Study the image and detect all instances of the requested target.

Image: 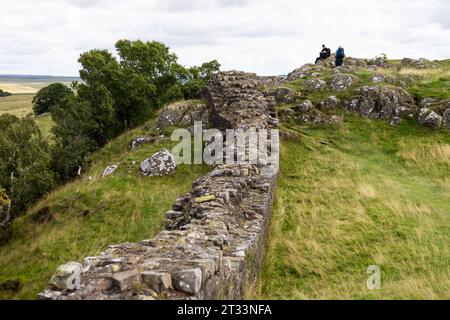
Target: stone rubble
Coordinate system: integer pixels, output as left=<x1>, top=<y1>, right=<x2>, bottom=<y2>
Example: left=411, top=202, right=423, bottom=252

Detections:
left=346, top=86, right=416, bottom=121
left=157, top=100, right=210, bottom=131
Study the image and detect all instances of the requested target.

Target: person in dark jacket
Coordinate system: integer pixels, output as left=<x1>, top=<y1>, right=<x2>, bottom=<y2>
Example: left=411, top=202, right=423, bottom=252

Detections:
left=335, top=46, right=345, bottom=66
left=315, top=45, right=331, bottom=64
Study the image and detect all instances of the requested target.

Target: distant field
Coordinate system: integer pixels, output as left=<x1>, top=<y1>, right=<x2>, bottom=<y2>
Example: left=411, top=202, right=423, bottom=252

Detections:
left=0, top=75, right=78, bottom=94
left=0, top=75, right=78, bottom=139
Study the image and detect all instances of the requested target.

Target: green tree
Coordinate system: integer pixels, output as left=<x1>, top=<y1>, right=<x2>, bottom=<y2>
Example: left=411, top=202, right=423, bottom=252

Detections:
left=0, top=114, right=55, bottom=217
left=32, top=83, right=73, bottom=115
left=0, top=89, right=12, bottom=98
left=51, top=39, right=220, bottom=182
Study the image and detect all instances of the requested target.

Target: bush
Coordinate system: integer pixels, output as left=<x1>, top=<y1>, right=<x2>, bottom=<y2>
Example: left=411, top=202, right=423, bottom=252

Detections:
left=0, top=89, right=12, bottom=98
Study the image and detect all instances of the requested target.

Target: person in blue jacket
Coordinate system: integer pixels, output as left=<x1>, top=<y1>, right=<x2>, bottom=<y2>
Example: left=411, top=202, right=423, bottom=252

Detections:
left=335, top=46, right=345, bottom=67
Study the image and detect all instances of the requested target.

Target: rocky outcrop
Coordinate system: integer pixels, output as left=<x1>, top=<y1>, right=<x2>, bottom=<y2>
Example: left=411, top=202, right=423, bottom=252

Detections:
left=274, top=86, right=298, bottom=104
left=401, top=58, right=438, bottom=69
left=346, top=86, right=416, bottom=121
left=317, top=54, right=368, bottom=69
left=287, top=64, right=326, bottom=81
left=0, top=187, right=11, bottom=245
left=305, top=79, right=327, bottom=91
left=40, top=71, right=279, bottom=300
left=331, top=73, right=354, bottom=91
left=157, top=100, right=209, bottom=131
left=278, top=100, right=343, bottom=126
left=140, top=149, right=177, bottom=177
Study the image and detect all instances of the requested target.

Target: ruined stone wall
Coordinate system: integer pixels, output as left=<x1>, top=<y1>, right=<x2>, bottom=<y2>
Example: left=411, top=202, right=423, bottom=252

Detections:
left=39, top=71, right=279, bottom=300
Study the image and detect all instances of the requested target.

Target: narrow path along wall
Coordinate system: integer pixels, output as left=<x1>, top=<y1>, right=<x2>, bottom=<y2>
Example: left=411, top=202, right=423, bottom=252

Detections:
left=39, top=71, right=279, bottom=300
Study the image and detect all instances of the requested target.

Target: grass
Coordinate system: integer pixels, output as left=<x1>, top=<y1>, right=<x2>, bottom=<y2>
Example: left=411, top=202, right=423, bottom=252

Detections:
left=252, top=115, right=450, bottom=299
left=0, top=94, right=35, bottom=118
left=0, top=123, right=210, bottom=299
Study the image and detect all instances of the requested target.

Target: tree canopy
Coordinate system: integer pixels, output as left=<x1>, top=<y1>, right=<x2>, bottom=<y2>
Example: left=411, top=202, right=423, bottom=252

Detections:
left=0, top=114, right=55, bottom=216
left=32, top=83, right=73, bottom=115
left=50, top=39, right=220, bottom=181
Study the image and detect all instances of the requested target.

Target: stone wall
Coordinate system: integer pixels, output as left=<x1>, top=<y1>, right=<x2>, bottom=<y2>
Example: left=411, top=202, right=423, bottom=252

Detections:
left=39, top=71, right=279, bottom=300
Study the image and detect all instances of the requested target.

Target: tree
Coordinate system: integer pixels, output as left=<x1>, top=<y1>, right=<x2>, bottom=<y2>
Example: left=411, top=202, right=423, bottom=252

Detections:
left=0, top=89, right=12, bottom=98
left=180, top=60, right=221, bottom=99
left=32, top=83, right=73, bottom=115
left=51, top=39, right=220, bottom=182
left=0, top=114, right=55, bottom=217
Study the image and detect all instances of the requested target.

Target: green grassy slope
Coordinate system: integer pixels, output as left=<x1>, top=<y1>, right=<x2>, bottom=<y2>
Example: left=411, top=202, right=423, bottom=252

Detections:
left=254, top=115, right=449, bottom=300
left=0, top=123, right=210, bottom=299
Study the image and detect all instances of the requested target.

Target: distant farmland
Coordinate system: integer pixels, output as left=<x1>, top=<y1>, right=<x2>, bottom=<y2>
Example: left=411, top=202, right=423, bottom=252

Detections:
left=0, top=74, right=80, bottom=94
left=0, top=75, right=80, bottom=139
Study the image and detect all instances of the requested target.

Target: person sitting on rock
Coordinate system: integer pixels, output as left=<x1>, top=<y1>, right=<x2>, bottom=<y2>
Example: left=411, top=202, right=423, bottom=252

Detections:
left=315, top=45, right=331, bottom=64
left=335, top=46, right=346, bottom=67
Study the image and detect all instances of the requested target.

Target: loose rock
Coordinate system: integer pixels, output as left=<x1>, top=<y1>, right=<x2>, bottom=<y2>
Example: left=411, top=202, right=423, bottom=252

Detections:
left=140, top=149, right=176, bottom=177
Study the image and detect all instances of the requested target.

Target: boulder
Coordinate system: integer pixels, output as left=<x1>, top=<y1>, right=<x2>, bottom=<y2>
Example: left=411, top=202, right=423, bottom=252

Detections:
left=157, top=100, right=209, bottom=131
left=319, top=96, right=340, bottom=110
left=0, top=188, right=11, bottom=245
left=129, top=136, right=154, bottom=149
left=418, top=108, right=442, bottom=130
left=305, top=79, right=327, bottom=91
left=140, top=149, right=176, bottom=177
left=443, top=108, right=450, bottom=132
left=346, top=86, right=416, bottom=120
left=331, top=74, right=354, bottom=91
left=295, top=100, right=314, bottom=113
left=49, top=262, right=82, bottom=291
left=101, top=165, right=118, bottom=178
left=274, top=86, right=298, bottom=104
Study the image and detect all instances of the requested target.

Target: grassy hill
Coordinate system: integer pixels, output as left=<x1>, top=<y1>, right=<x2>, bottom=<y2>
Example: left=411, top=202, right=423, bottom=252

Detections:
left=0, top=121, right=209, bottom=299
left=252, top=115, right=449, bottom=299
left=248, top=58, right=450, bottom=299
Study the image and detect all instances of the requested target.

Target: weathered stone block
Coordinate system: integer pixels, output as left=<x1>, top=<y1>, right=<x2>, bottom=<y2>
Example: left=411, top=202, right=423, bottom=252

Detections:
left=112, top=270, right=141, bottom=291
left=141, top=271, right=172, bottom=292
left=173, top=268, right=202, bottom=294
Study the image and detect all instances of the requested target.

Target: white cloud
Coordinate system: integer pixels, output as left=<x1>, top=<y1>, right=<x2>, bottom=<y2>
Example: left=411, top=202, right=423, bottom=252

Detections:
left=0, top=0, right=449, bottom=76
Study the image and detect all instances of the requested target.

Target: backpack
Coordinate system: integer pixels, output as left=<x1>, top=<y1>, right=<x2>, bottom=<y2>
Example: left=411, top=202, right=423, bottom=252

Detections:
left=336, top=48, right=345, bottom=59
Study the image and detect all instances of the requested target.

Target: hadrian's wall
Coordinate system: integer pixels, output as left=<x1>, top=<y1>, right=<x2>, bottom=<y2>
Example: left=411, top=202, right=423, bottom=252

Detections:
left=39, top=71, right=279, bottom=300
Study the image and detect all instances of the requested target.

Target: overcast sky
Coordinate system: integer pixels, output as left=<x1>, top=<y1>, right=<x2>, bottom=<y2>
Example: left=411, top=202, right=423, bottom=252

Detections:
left=0, top=0, right=449, bottom=76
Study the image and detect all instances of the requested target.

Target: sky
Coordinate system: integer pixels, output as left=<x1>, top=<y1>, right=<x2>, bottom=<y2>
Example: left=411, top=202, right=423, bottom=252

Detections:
left=0, top=0, right=449, bottom=76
